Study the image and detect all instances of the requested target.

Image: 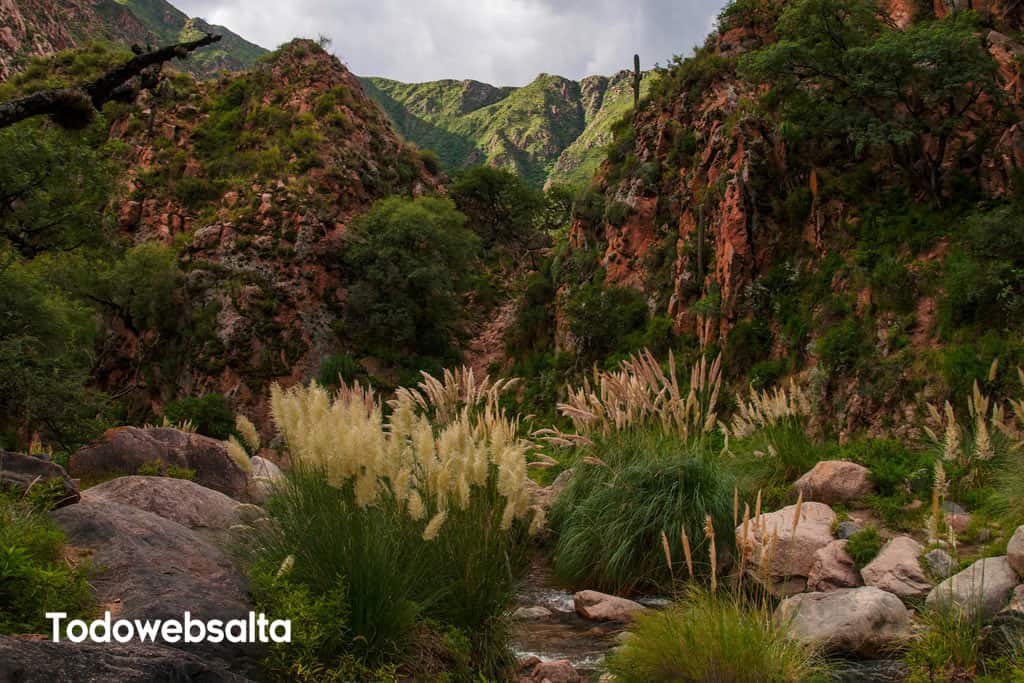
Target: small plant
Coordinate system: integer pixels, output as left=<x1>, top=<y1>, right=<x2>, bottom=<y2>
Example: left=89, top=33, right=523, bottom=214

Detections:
left=603, top=587, right=828, bottom=682
left=163, top=393, right=235, bottom=439
left=845, top=526, right=883, bottom=568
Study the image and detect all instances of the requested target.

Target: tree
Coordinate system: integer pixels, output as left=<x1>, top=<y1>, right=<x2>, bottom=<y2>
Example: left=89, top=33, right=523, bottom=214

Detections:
left=741, top=1, right=998, bottom=202
left=449, top=166, right=543, bottom=249
left=342, top=197, right=479, bottom=360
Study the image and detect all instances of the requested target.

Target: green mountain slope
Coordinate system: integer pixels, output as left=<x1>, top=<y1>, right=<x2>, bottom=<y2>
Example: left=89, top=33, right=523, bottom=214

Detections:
left=361, top=70, right=652, bottom=188
left=114, top=0, right=267, bottom=75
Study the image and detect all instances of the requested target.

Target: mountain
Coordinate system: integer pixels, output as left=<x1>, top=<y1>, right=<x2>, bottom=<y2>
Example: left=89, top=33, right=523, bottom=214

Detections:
left=0, top=0, right=266, bottom=80
left=361, top=70, right=652, bottom=188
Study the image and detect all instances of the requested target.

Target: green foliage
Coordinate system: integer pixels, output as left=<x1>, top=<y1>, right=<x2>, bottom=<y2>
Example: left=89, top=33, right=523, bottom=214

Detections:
left=341, top=197, right=479, bottom=366
left=136, top=460, right=196, bottom=480
left=604, top=588, right=828, bottom=682
left=449, top=166, right=543, bottom=249
left=725, top=320, right=772, bottom=376
left=844, top=526, right=882, bottom=568
left=163, top=394, right=234, bottom=439
left=0, top=492, right=93, bottom=634
left=842, top=439, right=931, bottom=500
left=651, top=48, right=731, bottom=106
left=730, top=422, right=821, bottom=507
left=317, top=354, right=361, bottom=389
left=564, top=283, right=650, bottom=363
left=815, top=318, right=868, bottom=372
left=550, top=430, right=734, bottom=593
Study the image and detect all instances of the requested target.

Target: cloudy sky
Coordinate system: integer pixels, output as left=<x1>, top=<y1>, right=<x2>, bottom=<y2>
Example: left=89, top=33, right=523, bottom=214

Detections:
left=173, top=0, right=729, bottom=85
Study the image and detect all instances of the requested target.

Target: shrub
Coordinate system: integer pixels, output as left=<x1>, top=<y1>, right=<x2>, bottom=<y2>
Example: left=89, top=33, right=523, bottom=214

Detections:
left=0, top=492, right=93, bottom=634
left=255, top=370, right=538, bottom=673
left=815, top=318, right=867, bottom=371
left=603, top=588, right=827, bottom=682
left=564, top=283, right=649, bottom=362
left=163, top=393, right=235, bottom=439
left=844, top=526, right=882, bottom=568
left=316, top=353, right=360, bottom=388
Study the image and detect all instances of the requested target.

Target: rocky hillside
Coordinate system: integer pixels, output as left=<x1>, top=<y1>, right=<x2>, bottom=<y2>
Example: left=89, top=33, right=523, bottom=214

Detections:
left=0, top=0, right=265, bottom=80
left=362, top=70, right=652, bottom=188
left=543, top=0, right=1024, bottom=435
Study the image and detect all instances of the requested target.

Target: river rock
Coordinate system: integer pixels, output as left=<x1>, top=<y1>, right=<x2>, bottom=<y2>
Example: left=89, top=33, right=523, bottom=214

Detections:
left=835, top=520, right=862, bottom=540
left=0, top=636, right=251, bottom=682
left=522, top=658, right=581, bottom=683
left=83, top=476, right=240, bottom=529
left=573, top=590, right=646, bottom=623
left=861, top=536, right=931, bottom=598
left=69, top=427, right=250, bottom=500
left=775, top=587, right=912, bottom=657
left=981, top=585, right=1024, bottom=654
left=0, top=450, right=79, bottom=508
left=513, top=605, right=553, bottom=620
left=248, top=455, right=285, bottom=504
left=737, top=501, right=836, bottom=596
left=51, top=500, right=259, bottom=673
left=1008, top=525, right=1024, bottom=576
left=807, top=540, right=861, bottom=592
left=926, top=556, right=1018, bottom=622
left=793, top=461, right=873, bottom=504
left=924, top=549, right=957, bottom=580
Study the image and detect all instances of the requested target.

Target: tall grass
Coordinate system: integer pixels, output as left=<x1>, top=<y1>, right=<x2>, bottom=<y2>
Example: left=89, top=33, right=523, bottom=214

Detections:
left=255, top=369, right=540, bottom=673
left=603, top=587, right=828, bottom=682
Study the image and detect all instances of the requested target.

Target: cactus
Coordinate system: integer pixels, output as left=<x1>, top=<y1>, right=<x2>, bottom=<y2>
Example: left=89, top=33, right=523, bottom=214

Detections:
left=633, top=54, right=641, bottom=110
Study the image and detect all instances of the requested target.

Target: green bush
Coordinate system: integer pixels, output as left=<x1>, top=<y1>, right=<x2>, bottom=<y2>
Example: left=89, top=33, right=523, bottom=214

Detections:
left=317, top=353, right=360, bottom=388
left=604, top=588, right=828, bottom=682
left=550, top=430, right=735, bottom=593
left=815, top=319, right=867, bottom=371
left=845, top=526, right=882, bottom=568
left=564, top=283, right=649, bottom=363
left=0, top=493, right=93, bottom=634
left=163, top=393, right=234, bottom=439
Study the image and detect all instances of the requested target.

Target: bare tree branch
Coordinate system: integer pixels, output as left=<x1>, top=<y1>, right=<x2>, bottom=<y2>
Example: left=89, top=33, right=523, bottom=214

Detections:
left=0, top=33, right=222, bottom=130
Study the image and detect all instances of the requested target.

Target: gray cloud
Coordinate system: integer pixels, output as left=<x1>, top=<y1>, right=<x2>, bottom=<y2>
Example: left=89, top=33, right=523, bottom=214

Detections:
left=172, top=0, right=728, bottom=85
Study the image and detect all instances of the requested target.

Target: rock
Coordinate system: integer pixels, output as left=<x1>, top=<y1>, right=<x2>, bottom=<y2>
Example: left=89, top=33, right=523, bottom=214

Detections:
left=1008, top=525, right=1024, bottom=576
left=524, top=659, right=581, bottom=683
left=247, top=455, right=285, bottom=504
left=981, top=585, right=1024, bottom=654
left=775, top=587, right=913, bottom=657
left=83, top=476, right=240, bottom=530
left=927, top=556, right=1019, bottom=622
left=0, top=450, right=79, bottom=508
left=233, top=503, right=267, bottom=525
left=0, top=636, right=251, bottom=682
left=947, top=512, right=972, bottom=535
left=51, top=500, right=259, bottom=672
left=941, top=500, right=967, bottom=515
left=573, top=590, right=647, bottom=623
left=835, top=520, right=862, bottom=540
left=513, top=605, right=553, bottom=620
left=793, top=461, right=873, bottom=504
left=806, top=540, right=862, bottom=592
left=736, top=501, right=837, bottom=596
left=828, top=659, right=911, bottom=683
left=69, top=427, right=250, bottom=500
left=861, top=536, right=932, bottom=598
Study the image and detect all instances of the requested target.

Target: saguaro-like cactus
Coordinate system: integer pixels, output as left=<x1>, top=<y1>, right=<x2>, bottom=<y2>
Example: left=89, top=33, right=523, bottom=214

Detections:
left=633, top=53, right=641, bottom=110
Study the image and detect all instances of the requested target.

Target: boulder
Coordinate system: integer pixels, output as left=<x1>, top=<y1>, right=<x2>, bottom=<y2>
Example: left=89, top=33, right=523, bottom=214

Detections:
left=982, top=585, right=1024, bottom=654
left=924, top=549, right=957, bottom=580
left=69, top=427, right=249, bottom=500
left=83, top=476, right=240, bottom=530
left=927, top=556, right=1018, bottom=622
left=0, top=636, right=251, bottom=682
left=522, top=659, right=581, bottom=683
left=573, top=590, right=647, bottom=623
left=793, top=461, right=873, bottom=504
left=736, top=501, right=837, bottom=596
left=51, top=500, right=259, bottom=673
left=775, top=587, right=913, bottom=657
left=513, top=606, right=554, bottom=620
left=247, top=455, right=285, bottom=504
left=807, top=540, right=862, bottom=592
left=1008, top=525, right=1024, bottom=577
left=0, top=450, right=79, bottom=508
left=861, top=536, right=932, bottom=598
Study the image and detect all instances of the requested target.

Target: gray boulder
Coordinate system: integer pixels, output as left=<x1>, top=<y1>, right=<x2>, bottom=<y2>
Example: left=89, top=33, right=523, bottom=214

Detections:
left=1008, top=525, right=1024, bottom=577
left=775, top=587, right=912, bottom=657
left=926, top=556, right=1018, bottom=622
left=861, top=536, right=932, bottom=598
left=0, top=450, right=79, bottom=508
left=806, top=540, right=861, bottom=592
left=923, top=549, right=957, bottom=580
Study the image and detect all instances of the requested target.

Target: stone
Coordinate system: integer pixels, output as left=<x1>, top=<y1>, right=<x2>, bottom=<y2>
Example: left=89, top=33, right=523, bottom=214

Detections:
left=924, top=549, right=957, bottom=580
left=1008, top=525, right=1024, bottom=577
left=82, top=476, right=240, bottom=530
left=573, top=590, right=647, bottom=623
left=981, top=585, right=1024, bottom=654
left=835, top=520, right=862, bottom=540
left=807, top=540, right=862, bottom=592
left=941, top=501, right=967, bottom=515
left=513, top=606, right=553, bottom=620
left=775, top=587, right=913, bottom=657
left=0, top=450, right=79, bottom=508
left=736, top=501, right=837, bottom=596
left=793, top=461, right=874, bottom=504
left=927, top=556, right=1019, bottom=622
left=51, top=500, right=259, bottom=673
left=69, top=427, right=250, bottom=500
left=861, top=536, right=932, bottom=598
left=0, top=636, right=251, bottom=682
left=248, top=455, right=285, bottom=504
left=524, top=659, right=581, bottom=683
